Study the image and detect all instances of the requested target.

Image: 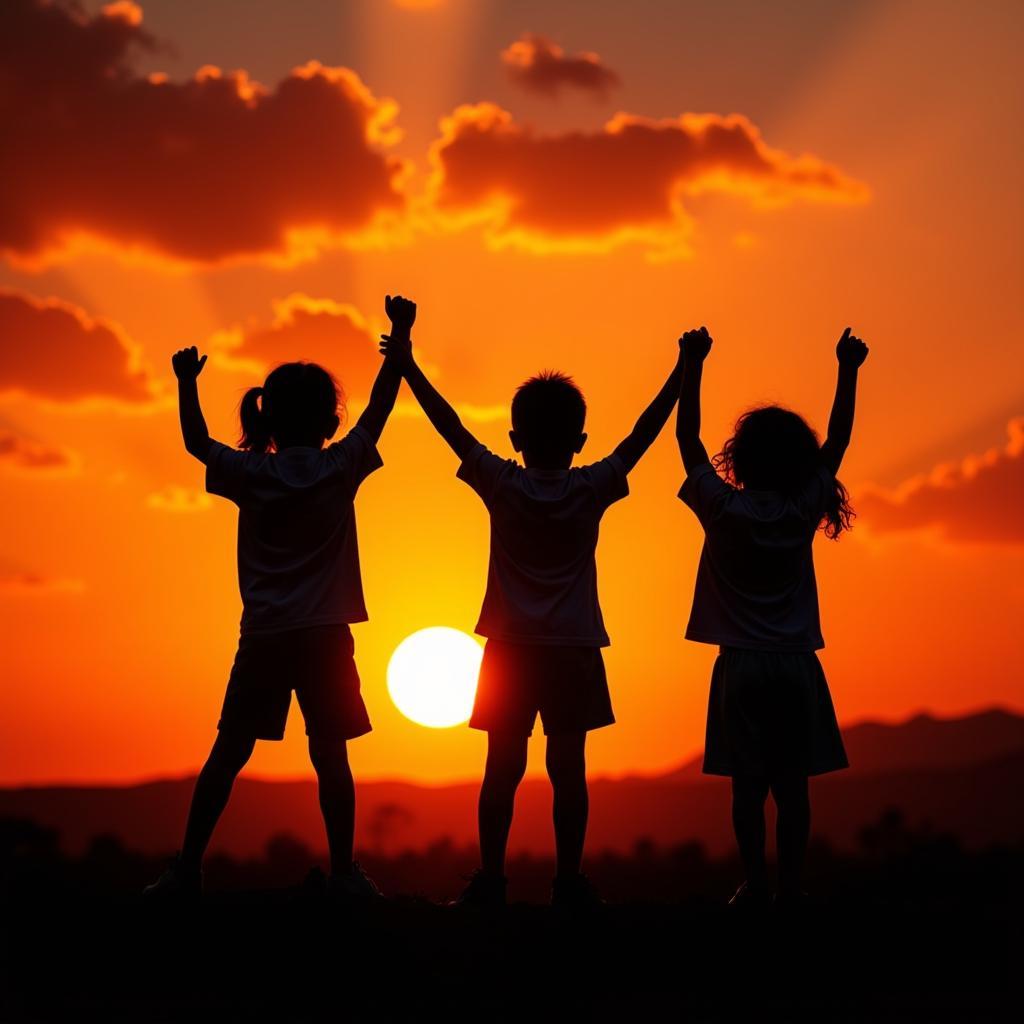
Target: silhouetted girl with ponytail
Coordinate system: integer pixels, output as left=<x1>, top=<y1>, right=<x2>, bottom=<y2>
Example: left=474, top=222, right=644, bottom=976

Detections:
left=144, top=295, right=416, bottom=903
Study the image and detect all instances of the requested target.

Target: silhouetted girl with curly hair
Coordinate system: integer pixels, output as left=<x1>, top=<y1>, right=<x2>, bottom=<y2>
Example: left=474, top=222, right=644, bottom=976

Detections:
left=676, top=326, right=868, bottom=909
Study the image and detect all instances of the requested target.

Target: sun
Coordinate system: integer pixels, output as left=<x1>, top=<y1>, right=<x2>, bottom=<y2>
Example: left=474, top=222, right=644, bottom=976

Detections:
left=387, top=627, right=483, bottom=728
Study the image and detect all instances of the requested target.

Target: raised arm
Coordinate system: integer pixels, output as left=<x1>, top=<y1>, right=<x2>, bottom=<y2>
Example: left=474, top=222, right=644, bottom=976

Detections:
left=611, top=350, right=685, bottom=473
left=676, top=327, right=712, bottom=473
left=820, top=327, right=868, bottom=476
left=354, top=295, right=409, bottom=443
left=172, top=346, right=213, bottom=463
left=378, top=298, right=478, bottom=460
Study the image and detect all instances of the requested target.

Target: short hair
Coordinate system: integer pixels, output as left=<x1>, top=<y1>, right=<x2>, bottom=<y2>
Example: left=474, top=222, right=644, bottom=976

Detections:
left=511, top=370, right=586, bottom=457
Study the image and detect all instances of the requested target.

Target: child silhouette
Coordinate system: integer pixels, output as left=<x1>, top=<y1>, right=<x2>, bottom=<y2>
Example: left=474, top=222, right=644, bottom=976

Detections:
left=381, top=302, right=684, bottom=908
left=143, top=295, right=413, bottom=902
left=676, top=326, right=868, bottom=908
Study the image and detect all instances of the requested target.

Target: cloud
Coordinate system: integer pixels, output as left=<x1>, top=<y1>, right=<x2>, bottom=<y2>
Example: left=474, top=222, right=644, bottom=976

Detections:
left=213, top=294, right=382, bottom=400
left=453, top=403, right=507, bottom=423
left=212, top=294, right=509, bottom=422
left=426, top=104, right=869, bottom=257
left=858, top=418, right=1024, bottom=544
left=0, top=290, right=157, bottom=405
left=0, top=0, right=407, bottom=268
left=146, top=486, right=212, bottom=512
left=0, top=573, right=85, bottom=595
left=0, top=430, right=78, bottom=475
left=501, top=34, right=620, bottom=99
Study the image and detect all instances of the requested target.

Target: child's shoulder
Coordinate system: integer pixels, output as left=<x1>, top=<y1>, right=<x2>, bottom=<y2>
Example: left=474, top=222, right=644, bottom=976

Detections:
left=568, top=453, right=630, bottom=506
left=571, top=454, right=621, bottom=482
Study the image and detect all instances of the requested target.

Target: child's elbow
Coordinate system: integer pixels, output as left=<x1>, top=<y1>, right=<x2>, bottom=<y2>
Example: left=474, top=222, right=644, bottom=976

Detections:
left=185, top=436, right=212, bottom=461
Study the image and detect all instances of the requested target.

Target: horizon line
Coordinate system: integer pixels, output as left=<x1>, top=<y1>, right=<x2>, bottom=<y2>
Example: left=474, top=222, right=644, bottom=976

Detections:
left=2, top=703, right=1019, bottom=791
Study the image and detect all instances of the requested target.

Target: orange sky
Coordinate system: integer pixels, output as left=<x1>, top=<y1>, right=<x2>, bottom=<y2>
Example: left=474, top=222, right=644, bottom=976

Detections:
left=1, top=0, right=1021, bottom=785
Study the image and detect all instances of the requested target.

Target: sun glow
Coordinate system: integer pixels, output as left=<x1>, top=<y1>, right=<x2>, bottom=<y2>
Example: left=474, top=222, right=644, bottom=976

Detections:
left=387, top=627, right=483, bottom=728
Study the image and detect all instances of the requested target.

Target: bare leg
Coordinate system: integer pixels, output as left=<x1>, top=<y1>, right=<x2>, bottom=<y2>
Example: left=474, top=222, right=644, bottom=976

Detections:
left=180, top=730, right=256, bottom=872
left=309, top=737, right=356, bottom=876
left=731, top=775, right=770, bottom=892
left=478, top=731, right=528, bottom=878
left=546, top=732, right=589, bottom=878
left=771, top=775, right=810, bottom=896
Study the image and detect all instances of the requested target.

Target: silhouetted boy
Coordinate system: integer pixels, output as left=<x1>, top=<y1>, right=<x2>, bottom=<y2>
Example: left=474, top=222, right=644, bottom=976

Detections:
left=381, top=303, right=683, bottom=908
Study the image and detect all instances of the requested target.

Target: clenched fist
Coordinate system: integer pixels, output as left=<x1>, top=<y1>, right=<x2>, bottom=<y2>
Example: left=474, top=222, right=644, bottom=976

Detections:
left=835, top=327, right=868, bottom=368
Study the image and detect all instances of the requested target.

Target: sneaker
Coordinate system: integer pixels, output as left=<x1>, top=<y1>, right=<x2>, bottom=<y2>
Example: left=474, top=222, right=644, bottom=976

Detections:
left=446, top=869, right=507, bottom=909
left=551, top=872, right=604, bottom=910
left=142, top=853, right=202, bottom=901
left=327, top=861, right=384, bottom=903
left=727, top=881, right=771, bottom=911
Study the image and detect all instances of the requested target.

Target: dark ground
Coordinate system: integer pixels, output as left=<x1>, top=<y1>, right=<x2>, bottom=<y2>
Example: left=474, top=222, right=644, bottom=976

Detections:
left=2, top=814, right=1021, bottom=1022
left=2, top=894, right=1018, bottom=1023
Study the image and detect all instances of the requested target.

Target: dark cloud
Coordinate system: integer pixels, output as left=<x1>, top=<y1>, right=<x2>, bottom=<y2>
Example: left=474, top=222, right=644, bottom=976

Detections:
left=0, top=430, right=77, bottom=473
left=0, top=290, right=156, bottom=404
left=859, top=418, right=1024, bottom=544
left=0, top=573, right=84, bottom=594
left=0, top=0, right=406, bottom=267
left=427, top=104, right=869, bottom=256
left=217, top=294, right=381, bottom=399
left=216, top=294, right=506, bottom=421
left=501, top=34, right=621, bottom=98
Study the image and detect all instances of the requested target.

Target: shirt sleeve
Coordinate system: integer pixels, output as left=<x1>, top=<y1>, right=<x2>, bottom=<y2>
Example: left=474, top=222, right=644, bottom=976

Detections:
left=205, top=441, right=250, bottom=504
left=456, top=443, right=510, bottom=506
left=325, top=424, right=384, bottom=496
left=581, top=454, right=630, bottom=510
left=678, top=460, right=733, bottom=527
left=796, top=462, right=836, bottom=522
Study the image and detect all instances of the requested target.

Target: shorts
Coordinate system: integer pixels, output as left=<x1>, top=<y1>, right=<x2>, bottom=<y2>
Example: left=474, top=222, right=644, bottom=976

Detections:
left=469, top=639, right=615, bottom=736
left=702, top=646, right=848, bottom=778
left=218, top=624, right=372, bottom=742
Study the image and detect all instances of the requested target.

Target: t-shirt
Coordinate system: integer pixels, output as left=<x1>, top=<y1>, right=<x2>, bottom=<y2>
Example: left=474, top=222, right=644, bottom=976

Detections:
left=205, top=426, right=382, bottom=635
left=456, top=444, right=629, bottom=646
left=679, top=460, right=835, bottom=652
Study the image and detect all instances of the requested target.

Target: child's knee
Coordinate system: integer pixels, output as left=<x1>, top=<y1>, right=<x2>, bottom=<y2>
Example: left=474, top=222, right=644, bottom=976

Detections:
left=482, top=753, right=527, bottom=802
left=485, top=733, right=528, bottom=779
left=545, top=737, right=587, bottom=788
left=207, top=731, right=256, bottom=774
left=731, top=775, right=770, bottom=805
left=770, top=774, right=811, bottom=798
left=483, top=758, right=526, bottom=793
left=770, top=775, right=809, bottom=808
left=308, top=736, right=349, bottom=775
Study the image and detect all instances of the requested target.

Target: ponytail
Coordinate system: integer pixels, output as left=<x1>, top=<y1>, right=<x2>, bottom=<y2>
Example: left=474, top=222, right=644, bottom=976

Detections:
left=238, top=363, right=342, bottom=453
left=239, top=386, right=272, bottom=453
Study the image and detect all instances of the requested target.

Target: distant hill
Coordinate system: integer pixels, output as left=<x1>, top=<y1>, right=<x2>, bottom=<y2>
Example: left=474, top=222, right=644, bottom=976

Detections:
left=2, top=708, right=1022, bottom=859
left=665, top=707, right=1024, bottom=778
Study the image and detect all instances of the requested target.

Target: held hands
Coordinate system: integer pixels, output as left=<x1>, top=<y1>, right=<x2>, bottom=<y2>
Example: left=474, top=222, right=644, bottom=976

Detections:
left=836, top=326, right=869, bottom=368
left=680, top=326, right=712, bottom=364
left=379, top=293, right=416, bottom=365
left=171, top=346, right=207, bottom=381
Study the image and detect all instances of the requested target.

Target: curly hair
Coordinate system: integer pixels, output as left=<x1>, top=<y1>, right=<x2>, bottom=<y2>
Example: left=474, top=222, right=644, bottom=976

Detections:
left=712, top=405, right=855, bottom=539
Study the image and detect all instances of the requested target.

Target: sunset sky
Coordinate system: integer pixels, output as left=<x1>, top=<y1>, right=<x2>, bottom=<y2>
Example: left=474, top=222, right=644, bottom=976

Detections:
left=1, top=0, right=1021, bottom=786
